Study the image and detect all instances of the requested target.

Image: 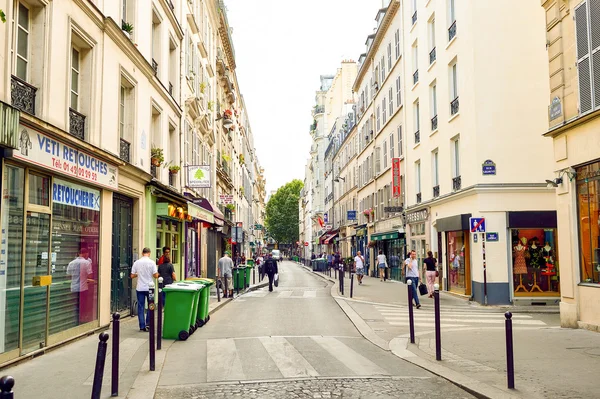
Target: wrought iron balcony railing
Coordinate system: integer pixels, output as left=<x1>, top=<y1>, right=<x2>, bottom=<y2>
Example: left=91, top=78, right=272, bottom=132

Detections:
left=169, top=172, right=176, bottom=187
left=151, top=164, right=157, bottom=178
left=414, top=130, right=420, bottom=144
left=452, top=175, right=462, bottom=191
left=433, top=185, right=440, bottom=198
left=451, top=97, right=459, bottom=116
left=169, top=82, right=173, bottom=96
left=412, top=11, right=417, bottom=25
left=11, top=75, right=37, bottom=115
left=313, top=105, right=324, bottom=115
left=431, top=115, right=438, bottom=131
left=152, top=59, right=158, bottom=75
left=448, top=21, right=457, bottom=41
left=119, top=139, right=131, bottom=163
left=429, top=47, right=436, bottom=64
left=416, top=192, right=422, bottom=204
left=413, top=69, right=419, bottom=85
left=68, top=108, right=86, bottom=140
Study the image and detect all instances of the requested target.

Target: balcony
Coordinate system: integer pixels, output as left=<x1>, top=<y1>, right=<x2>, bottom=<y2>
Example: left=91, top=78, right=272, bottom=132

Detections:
left=68, top=108, right=86, bottom=140
left=433, top=185, right=440, bottom=198
left=313, top=105, right=325, bottom=115
left=119, top=139, right=131, bottom=163
left=414, top=130, right=420, bottom=144
left=451, top=97, right=459, bottom=116
left=416, top=192, right=421, bottom=204
left=169, top=82, right=173, bottom=96
left=413, top=70, right=419, bottom=85
left=429, top=47, right=436, bottom=64
left=151, top=165, right=157, bottom=179
left=11, top=75, right=37, bottom=115
left=412, top=10, right=417, bottom=25
left=152, top=59, right=158, bottom=75
left=452, top=175, right=462, bottom=191
left=431, top=115, right=438, bottom=131
left=448, top=21, right=457, bottom=41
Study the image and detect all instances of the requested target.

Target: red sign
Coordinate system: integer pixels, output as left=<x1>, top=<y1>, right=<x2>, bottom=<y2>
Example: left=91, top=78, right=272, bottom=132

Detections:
left=304, top=242, right=309, bottom=246
left=392, top=158, right=402, bottom=198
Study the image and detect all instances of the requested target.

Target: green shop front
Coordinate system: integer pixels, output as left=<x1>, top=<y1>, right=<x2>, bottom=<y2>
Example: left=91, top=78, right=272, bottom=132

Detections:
left=370, top=231, right=406, bottom=280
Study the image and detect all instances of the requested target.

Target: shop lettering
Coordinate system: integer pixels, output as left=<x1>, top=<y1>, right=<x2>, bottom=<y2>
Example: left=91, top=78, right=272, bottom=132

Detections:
left=53, top=183, right=100, bottom=211
left=406, top=209, right=429, bottom=224
left=38, top=135, right=109, bottom=175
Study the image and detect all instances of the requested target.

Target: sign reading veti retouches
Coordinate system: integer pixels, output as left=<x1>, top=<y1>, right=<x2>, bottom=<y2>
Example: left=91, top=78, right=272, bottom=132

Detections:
left=392, top=158, right=401, bottom=198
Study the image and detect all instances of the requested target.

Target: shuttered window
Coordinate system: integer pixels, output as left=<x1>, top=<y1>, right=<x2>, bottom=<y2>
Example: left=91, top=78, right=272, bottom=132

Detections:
left=574, top=1, right=600, bottom=114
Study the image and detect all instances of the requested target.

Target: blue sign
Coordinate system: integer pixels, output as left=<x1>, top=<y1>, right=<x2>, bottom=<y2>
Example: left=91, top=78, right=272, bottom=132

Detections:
left=486, top=232, right=499, bottom=241
left=323, top=213, right=329, bottom=223
left=482, top=159, right=496, bottom=175
left=347, top=210, right=357, bottom=220
left=52, top=178, right=101, bottom=211
left=469, top=217, right=486, bottom=233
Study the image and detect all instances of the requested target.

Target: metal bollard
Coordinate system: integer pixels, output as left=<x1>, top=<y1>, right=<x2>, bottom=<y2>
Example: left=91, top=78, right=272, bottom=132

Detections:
left=253, top=266, right=255, bottom=285
left=236, top=269, right=240, bottom=296
left=244, top=268, right=248, bottom=289
left=148, top=282, right=156, bottom=371
left=0, top=376, right=15, bottom=399
left=350, top=272, right=354, bottom=298
left=111, top=313, right=120, bottom=397
left=91, top=332, right=109, bottom=399
left=505, top=312, right=515, bottom=389
left=433, top=284, right=441, bottom=361
left=217, top=277, right=222, bottom=302
left=157, top=277, right=163, bottom=351
left=407, top=279, right=415, bottom=344
left=339, top=267, right=344, bottom=296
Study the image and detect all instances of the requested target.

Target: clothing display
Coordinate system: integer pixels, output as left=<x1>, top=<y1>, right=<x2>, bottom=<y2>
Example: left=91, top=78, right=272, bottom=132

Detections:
left=513, top=245, right=528, bottom=274
left=529, top=245, right=543, bottom=269
left=542, top=244, right=556, bottom=276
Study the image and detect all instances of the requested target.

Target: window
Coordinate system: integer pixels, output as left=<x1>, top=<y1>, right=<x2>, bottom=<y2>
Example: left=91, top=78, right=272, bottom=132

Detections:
left=381, top=56, right=386, bottom=82
left=382, top=98, right=387, bottom=125
left=396, top=76, right=402, bottom=107
left=388, top=87, right=393, bottom=116
left=383, top=141, right=388, bottom=169
left=15, top=3, right=30, bottom=81
left=71, top=48, right=80, bottom=110
left=119, top=86, right=126, bottom=139
left=119, top=77, right=134, bottom=146
left=431, top=84, right=437, bottom=117
left=432, top=149, right=439, bottom=186
left=576, top=162, right=600, bottom=283
left=452, top=136, right=460, bottom=178
left=412, top=43, right=419, bottom=84
left=387, top=42, right=392, bottom=71
left=415, top=160, right=421, bottom=194
left=375, top=147, right=381, bottom=175
left=414, top=100, right=420, bottom=144
left=448, top=0, right=457, bottom=41
left=429, top=18, right=436, bottom=51
left=412, top=0, right=418, bottom=24
left=389, top=133, right=395, bottom=159
left=397, top=125, right=403, bottom=157
left=376, top=105, right=381, bottom=131
left=450, top=61, right=459, bottom=115
left=395, top=29, right=400, bottom=59
left=574, top=2, right=600, bottom=114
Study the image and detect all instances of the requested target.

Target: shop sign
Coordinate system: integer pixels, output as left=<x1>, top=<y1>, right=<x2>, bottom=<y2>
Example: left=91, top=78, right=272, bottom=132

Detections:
left=323, top=213, right=329, bottom=223
left=325, top=224, right=332, bottom=231
left=52, top=178, right=100, bottom=211
left=482, top=160, right=496, bottom=175
left=392, top=157, right=402, bottom=198
left=384, top=206, right=403, bottom=213
left=13, top=125, right=118, bottom=190
left=187, top=165, right=211, bottom=188
left=219, top=194, right=233, bottom=204
left=231, top=226, right=243, bottom=243
left=406, top=209, right=428, bottom=224
left=549, top=97, right=562, bottom=121
left=347, top=210, right=357, bottom=220
left=0, top=101, right=20, bottom=149
left=254, top=224, right=263, bottom=230
left=486, top=232, right=499, bottom=241
left=304, top=242, right=309, bottom=246
left=187, top=202, right=214, bottom=224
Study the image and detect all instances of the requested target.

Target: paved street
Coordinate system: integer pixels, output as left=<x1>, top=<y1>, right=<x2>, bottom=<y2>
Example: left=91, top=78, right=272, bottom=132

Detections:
left=154, top=260, right=473, bottom=398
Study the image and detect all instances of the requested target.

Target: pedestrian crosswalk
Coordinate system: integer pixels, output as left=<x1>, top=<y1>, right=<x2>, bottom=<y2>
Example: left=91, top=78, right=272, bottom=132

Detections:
left=373, top=305, right=547, bottom=329
left=243, top=288, right=324, bottom=299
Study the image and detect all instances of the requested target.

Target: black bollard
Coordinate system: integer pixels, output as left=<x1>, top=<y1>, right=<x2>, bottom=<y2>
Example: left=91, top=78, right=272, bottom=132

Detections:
left=111, top=313, right=120, bottom=397
left=236, top=269, right=240, bottom=296
left=244, top=268, right=248, bottom=289
left=217, top=277, right=222, bottom=302
left=253, top=266, right=255, bottom=285
left=433, top=284, right=441, bottom=361
left=407, top=279, right=415, bottom=344
left=0, top=376, right=15, bottom=399
left=350, top=272, right=354, bottom=298
left=339, top=267, right=344, bottom=296
left=148, top=282, right=156, bottom=372
left=157, top=277, right=163, bottom=351
left=91, top=332, right=109, bottom=399
left=505, top=312, right=515, bottom=389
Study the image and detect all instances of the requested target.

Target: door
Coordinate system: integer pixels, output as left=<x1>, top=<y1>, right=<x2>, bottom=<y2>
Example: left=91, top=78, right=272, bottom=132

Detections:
left=111, top=195, right=133, bottom=314
left=207, top=230, right=217, bottom=279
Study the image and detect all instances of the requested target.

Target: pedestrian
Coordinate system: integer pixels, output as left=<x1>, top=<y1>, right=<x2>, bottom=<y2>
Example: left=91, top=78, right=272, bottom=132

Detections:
left=158, top=255, right=177, bottom=304
left=218, top=251, right=234, bottom=298
left=423, top=251, right=437, bottom=298
left=264, top=254, right=279, bottom=292
left=405, top=250, right=421, bottom=308
left=157, top=246, right=170, bottom=265
left=256, top=253, right=264, bottom=281
left=311, top=252, right=316, bottom=260
left=327, top=252, right=334, bottom=270
left=334, top=251, right=341, bottom=270
left=131, top=247, right=159, bottom=331
left=377, top=250, right=388, bottom=282
left=354, top=251, right=366, bottom=285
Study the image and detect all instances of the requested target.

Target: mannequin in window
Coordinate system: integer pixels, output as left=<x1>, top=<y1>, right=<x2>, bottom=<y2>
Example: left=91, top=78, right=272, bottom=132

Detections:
left=513, top=237, right=528, bottom=292
left=528, top=239, right=543, bottom=292
left=542, top=241, right=556, bottom=276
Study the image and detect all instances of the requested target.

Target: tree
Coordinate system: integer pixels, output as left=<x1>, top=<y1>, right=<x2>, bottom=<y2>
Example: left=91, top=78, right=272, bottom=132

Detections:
left=265, top=179, right=303, bottom=245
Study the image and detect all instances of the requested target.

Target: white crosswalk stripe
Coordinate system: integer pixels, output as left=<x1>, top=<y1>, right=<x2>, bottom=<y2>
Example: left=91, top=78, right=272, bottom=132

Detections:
left=258, top=337, right=319, bottom=378
left=243, top=288, right=322, bottom=299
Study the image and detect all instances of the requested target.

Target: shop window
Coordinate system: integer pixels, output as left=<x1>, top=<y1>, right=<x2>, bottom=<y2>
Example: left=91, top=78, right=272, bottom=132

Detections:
left=511, top=229, right=559, bottom=295
left=447, top=230, right=466, bottom=294
left=28, top=173, right=49, bottom=206
left=577, top=163, right=600, bottom=283
left=156, top=218, right=180, bottom=267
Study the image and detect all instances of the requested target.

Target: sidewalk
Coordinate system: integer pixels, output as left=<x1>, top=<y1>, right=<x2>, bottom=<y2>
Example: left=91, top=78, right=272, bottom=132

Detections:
left=298, top=262, right=598, bottom=398
left=0, top=280, right=267, bottom=399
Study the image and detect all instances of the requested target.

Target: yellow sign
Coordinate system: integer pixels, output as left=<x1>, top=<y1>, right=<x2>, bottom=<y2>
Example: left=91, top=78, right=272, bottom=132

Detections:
left=32, top=275, right=52, bottom=286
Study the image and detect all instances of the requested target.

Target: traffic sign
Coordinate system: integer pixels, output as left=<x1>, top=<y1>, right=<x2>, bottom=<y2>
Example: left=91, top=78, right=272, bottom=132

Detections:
left=469, top=217, right=486, bottom=233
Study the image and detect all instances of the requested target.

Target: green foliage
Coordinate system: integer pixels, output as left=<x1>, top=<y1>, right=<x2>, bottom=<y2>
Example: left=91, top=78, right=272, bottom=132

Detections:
left=265, top=179, right=304, bottom=245
left=0, top=10, right=6, bottom=23
left=194, top=168, right=205, bottom=179
left=121, top=21, right=134, bottom=34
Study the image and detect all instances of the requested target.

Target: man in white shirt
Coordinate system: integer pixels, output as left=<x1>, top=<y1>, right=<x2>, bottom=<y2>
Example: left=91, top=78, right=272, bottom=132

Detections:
left=354, top=251, right=366, bottom=285
left=404, top=250, right=421, bottom=308
left=131, top=247, right=159, bottom=331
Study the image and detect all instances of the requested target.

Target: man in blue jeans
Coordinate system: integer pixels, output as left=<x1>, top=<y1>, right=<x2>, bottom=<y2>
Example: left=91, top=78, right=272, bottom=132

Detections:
left=404, top=250, right=421, bottom=309
left=131, top=247, right=159, bottom=331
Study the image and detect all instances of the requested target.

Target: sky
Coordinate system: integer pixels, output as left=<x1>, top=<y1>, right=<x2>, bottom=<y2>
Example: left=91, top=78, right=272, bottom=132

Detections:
left=226, top=0, right=384, bottom=194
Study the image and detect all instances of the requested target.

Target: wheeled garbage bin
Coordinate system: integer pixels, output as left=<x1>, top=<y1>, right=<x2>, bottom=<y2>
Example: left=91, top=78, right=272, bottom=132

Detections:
left=185, top=278, right=214, bottom=326
left=162, top=283, right=203, bottom=341
left=171, top=281, right=202, bottom=333
left=245, top=264, right=253, bottom=286
left=232, top=266, right=246, bottom=290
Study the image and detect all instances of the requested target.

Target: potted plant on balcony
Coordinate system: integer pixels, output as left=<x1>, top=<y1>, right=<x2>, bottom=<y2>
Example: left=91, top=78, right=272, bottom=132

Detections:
left=150, top=147, right=164, bottom=167
left=240, top=186, right=245, bottom=195
left=225, top=203, right=235, bottom=212
left=121, top=21, right=134, bottom=39
left=239, top=154, right=245, bottom=164
left=223, top=109, right=233, bottom=121
left=168, top=165, right=180, bottom=175
left=221, top=153, right=232, bottom=163
left=200, top=81, right=207, bottom=94
left=207, top=100, right=214, bottom=111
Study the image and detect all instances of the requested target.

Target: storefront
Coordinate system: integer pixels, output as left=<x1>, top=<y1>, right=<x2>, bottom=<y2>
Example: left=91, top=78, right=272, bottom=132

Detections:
left=436, top=214, right=472, bottom=296
left=0, top=122, right=118, bottom=363
left=196, top=198, right=225, bottom=279
left=185, top=201, right=214, bottom=278
left=576, top=162, right=600, bottom=285
left=370, top=231, right=406, bottom=281
left=406, top=208, right=431, bottom=272
left=508, top=212, right=559, bottom=299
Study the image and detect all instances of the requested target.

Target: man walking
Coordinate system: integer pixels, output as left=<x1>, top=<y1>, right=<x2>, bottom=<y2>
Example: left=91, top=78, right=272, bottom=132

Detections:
left=218, top=251, right=234, bottom=298
left=131, top=248, right=159, bottom=331
left=263, top=254, right=279, bottom=292
left=354, top=251, right=365, bottom=285
left=405, top=250, right=421, bottom=309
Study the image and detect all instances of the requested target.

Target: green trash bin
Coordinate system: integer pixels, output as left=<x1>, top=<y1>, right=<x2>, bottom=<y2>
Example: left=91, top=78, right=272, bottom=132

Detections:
left=162, top=283, right=203, bottom=341
left=232, top=267, right=246, bottom=290
left=246, top=259, right=255, bottom=267
left=186, top=277, right=214, bottom=326
left=174, top=281, right=203, bottom=332
left=245, top=264, right=253, bottom=286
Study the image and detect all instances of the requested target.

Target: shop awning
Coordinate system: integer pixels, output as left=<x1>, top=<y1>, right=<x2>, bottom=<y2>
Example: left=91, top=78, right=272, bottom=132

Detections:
left=371, top=231, right=399, bottom=241
left=187, top=201, right=214, bottom=223
left=324, top=232, right=339, bottom=244
left=196, top=198, right=225, bottom=226
left=319, top=232, right=335, bottom=244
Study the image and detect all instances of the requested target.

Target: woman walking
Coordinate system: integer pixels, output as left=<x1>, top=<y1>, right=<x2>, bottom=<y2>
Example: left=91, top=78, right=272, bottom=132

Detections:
left=423, top=251, right=437, bottom=298
left=377, top=250, right=388, bottom=282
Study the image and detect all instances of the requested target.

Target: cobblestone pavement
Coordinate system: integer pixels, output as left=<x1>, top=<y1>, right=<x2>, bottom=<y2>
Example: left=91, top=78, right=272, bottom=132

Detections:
left=155, top=377, right=474, bottom=398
